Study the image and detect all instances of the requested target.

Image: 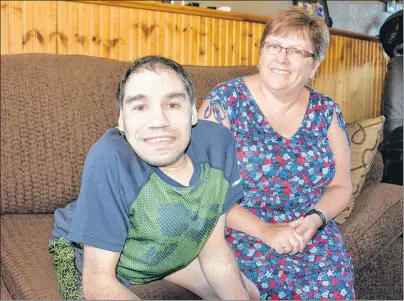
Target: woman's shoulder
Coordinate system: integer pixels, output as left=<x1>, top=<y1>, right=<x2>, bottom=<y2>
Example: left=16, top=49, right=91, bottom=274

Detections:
left=209, top=76, right=245, bottom=93
left=309, top=88, right=336, bottom=111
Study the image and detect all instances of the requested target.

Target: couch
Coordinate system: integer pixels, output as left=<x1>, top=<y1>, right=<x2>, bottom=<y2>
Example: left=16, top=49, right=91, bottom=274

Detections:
left=1, top=53, right=403, bottom=300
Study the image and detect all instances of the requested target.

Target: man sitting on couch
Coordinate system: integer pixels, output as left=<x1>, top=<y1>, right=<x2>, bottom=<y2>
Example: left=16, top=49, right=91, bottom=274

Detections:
left=48, top=56, right=258, bottom=300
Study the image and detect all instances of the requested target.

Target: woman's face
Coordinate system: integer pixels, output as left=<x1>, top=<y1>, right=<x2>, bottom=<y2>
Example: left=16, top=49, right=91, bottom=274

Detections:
left=258, top=34, right=320, bottom=93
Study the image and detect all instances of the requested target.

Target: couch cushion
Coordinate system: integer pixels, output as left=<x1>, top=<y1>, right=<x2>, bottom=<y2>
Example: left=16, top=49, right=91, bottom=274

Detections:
left=339, top=183, right=403, bottom=270
left=1, top=54, right=130, bottom=214
left=362, top=151, right=383, bottom=191
left=184, top=65, right=257, bottom=109
left=335, top=116, right=385, bottom=224
left=1, top=277, right=12, bottom=300
left=0, top=54, right=256, bottom=215
left=0, top=214, right=200, bottom=300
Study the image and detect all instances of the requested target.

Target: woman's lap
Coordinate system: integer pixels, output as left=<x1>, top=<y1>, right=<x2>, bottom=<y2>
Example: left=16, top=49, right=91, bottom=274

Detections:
left=225, top=224, right=355, bottom=300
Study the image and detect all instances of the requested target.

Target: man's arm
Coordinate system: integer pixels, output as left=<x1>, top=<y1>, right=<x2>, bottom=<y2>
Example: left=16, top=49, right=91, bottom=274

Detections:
left=198, top=215, right=250, bottom=300
left=82, top=245, right=140, bottom=300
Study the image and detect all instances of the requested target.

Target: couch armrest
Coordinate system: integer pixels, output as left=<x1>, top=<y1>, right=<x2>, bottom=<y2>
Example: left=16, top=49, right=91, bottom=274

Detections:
left=339, top=183, right=403, bottom=270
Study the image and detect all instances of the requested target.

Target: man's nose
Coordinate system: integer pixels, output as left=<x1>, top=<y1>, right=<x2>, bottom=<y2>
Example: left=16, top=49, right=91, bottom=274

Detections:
left=148, top=107, right=170, bottom=128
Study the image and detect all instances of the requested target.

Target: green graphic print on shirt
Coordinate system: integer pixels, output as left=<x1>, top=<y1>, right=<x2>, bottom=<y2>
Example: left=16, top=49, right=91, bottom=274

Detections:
left=116, top=163, right=229, bottom=284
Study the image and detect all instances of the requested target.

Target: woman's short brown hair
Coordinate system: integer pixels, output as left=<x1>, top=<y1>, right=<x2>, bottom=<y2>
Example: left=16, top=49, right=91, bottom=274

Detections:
left=260, top=6, right=330, bottom=62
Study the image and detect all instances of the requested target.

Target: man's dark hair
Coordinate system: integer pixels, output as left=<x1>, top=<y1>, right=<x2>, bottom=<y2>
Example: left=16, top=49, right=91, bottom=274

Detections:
left=117, top=56, right=196, bottom=108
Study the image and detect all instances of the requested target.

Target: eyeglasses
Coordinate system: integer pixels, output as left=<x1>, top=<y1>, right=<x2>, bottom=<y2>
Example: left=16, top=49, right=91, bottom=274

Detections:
left=263, top=42, right=314, bottom=59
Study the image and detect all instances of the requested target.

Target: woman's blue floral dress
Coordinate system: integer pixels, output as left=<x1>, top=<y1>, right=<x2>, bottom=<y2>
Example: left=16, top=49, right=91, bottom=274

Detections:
left=205, top=77, right=355, bottom=300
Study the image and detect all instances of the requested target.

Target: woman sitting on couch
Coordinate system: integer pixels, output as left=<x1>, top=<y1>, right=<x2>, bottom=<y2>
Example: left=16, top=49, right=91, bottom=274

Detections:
left=198, top=6, right=355, bottom=300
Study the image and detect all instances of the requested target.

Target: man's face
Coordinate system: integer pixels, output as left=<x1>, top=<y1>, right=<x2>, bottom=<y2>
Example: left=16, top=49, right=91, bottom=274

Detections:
left=119, top=68, right=197, bottom=167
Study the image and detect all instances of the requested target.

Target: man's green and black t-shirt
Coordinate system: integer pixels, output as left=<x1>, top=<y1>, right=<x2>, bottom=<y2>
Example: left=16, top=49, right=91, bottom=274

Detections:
left=51, top=120, right=243, bottom=285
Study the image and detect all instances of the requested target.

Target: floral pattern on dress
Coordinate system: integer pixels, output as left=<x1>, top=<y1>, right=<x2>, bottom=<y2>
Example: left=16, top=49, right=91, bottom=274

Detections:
left=206, top=77, right=355, bottom=300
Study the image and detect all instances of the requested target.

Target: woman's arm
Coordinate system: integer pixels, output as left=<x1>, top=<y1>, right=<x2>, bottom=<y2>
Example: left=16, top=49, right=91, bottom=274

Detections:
left=198, top=99, right=231, bottom=128
left=295, top=111, right=352, bottom=240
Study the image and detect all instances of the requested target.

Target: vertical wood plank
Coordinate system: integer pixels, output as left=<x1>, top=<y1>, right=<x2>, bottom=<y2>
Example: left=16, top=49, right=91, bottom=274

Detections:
left=1, top=1, right=10, bottom=54
left=205, top=17, right=213, bottom=66
left=56, top=1, right=67, bottom=54
left=100, top=4, right=110, bottom=58
left=191, top=15, right=200, bottom=65
left=137, top=9, right=147, bottom=58
left=199, top=16, right=207, bottom=66
left=129, top=7, right=138, bottom=61
left=79, top=3, right=91, bottom=56
left=47, top=1, right=57, bottom=54
left=212, top=17, right=220, bottom=66
left=22, top=1, right=35, bottom=53
left=182, top=14, right=190, bottom=64
left=89, top=3, right=100, bottom=58
left=166, top=12, right=175, bottom=60
left=10, top=1, right=23, bottom=54
left=224, top=20, right=229, bottom=66
left=120, top=7, right=131, bottom=61
left=70, top=1, right=80, bottom=54
left=229, top=20, right=236, bottom=66
left=148, top=10, right=157, bottom=56
left=234, top=21, right=241, bottom=66
left=109, top=6, right=120, bottom=60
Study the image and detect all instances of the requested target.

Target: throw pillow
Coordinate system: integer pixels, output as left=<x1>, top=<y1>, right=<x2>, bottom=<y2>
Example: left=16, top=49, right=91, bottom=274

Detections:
left=334, top=116, right=385, bottom=224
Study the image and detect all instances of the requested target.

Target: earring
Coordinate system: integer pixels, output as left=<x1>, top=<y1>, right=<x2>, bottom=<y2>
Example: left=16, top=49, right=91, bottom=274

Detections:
left=257, top=65, right=260, bottom=72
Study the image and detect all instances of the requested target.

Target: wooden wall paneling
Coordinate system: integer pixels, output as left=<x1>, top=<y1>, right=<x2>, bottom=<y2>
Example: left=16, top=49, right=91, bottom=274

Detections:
left=68, top=1, right=80, bottom=55
left=205, top=17, right=213, bottom=66
left=173, top=13, right=181, bottom=62
left=148, top=10, right=158, bottom=57
left=0, top=0, right=388, bottom=122
left=182, top=13, right=191, bottom=64
left=212, top=17, right=220, bottom=66
left=228, top=20, right=235, bottom=66
left=79, top=3, right=91, bottom=57
left=219, top=19, right=226, bottom=66
left=233, top=21, right=241, bottom=66
left=156, top=11, right=166, bottom=59
left=128, top=7, right=138, bottom=61
left=199, top=16, right=207, bottom=65
left=375, top=44, right=386, bottom=117
left=190, top=15, right=200, bottom=65
left=47, top=1, right=58, bottom=54
left=119, top=6, right=130, bottom=61
left=10, top=1, right=23, bottom=54
left=240, top=22, right=247, bottom=66
left=223, top=19, right=229, bottom=66
left=166, top=12, right=175, bottom=61
left=33, top=1, right=44, bottom=53
left=21, top=1, right=34, bottom=53
left=108, top=5, right=120, bottom=60
left=88, top=2, right=100, bottom=58
left=245, top=22, right=250, bottom=66
left=1, top=1, right=10, bottom=54
left=56, top=1, right=66, bottom=54
left=101, top=4, right=111, bottom=58
left=251, top=23, right=260, bottom=66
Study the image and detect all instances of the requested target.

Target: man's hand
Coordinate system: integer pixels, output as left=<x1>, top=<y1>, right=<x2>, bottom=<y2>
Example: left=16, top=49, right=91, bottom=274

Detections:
left=198, top=215, right=258, bottom=300
left=258, top=217, right=306, bottom=255
left=83, top=245, right=140, bottom=300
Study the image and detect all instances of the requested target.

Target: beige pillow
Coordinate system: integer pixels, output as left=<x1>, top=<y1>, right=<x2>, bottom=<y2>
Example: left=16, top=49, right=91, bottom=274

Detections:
left=334, top=116, right=385, bottom=224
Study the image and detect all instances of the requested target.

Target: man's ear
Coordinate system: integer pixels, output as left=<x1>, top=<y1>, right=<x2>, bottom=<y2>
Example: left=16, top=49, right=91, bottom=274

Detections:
left=118, top=110, right=124, bottom=131
left=191, top=104, right=198, bottom=126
